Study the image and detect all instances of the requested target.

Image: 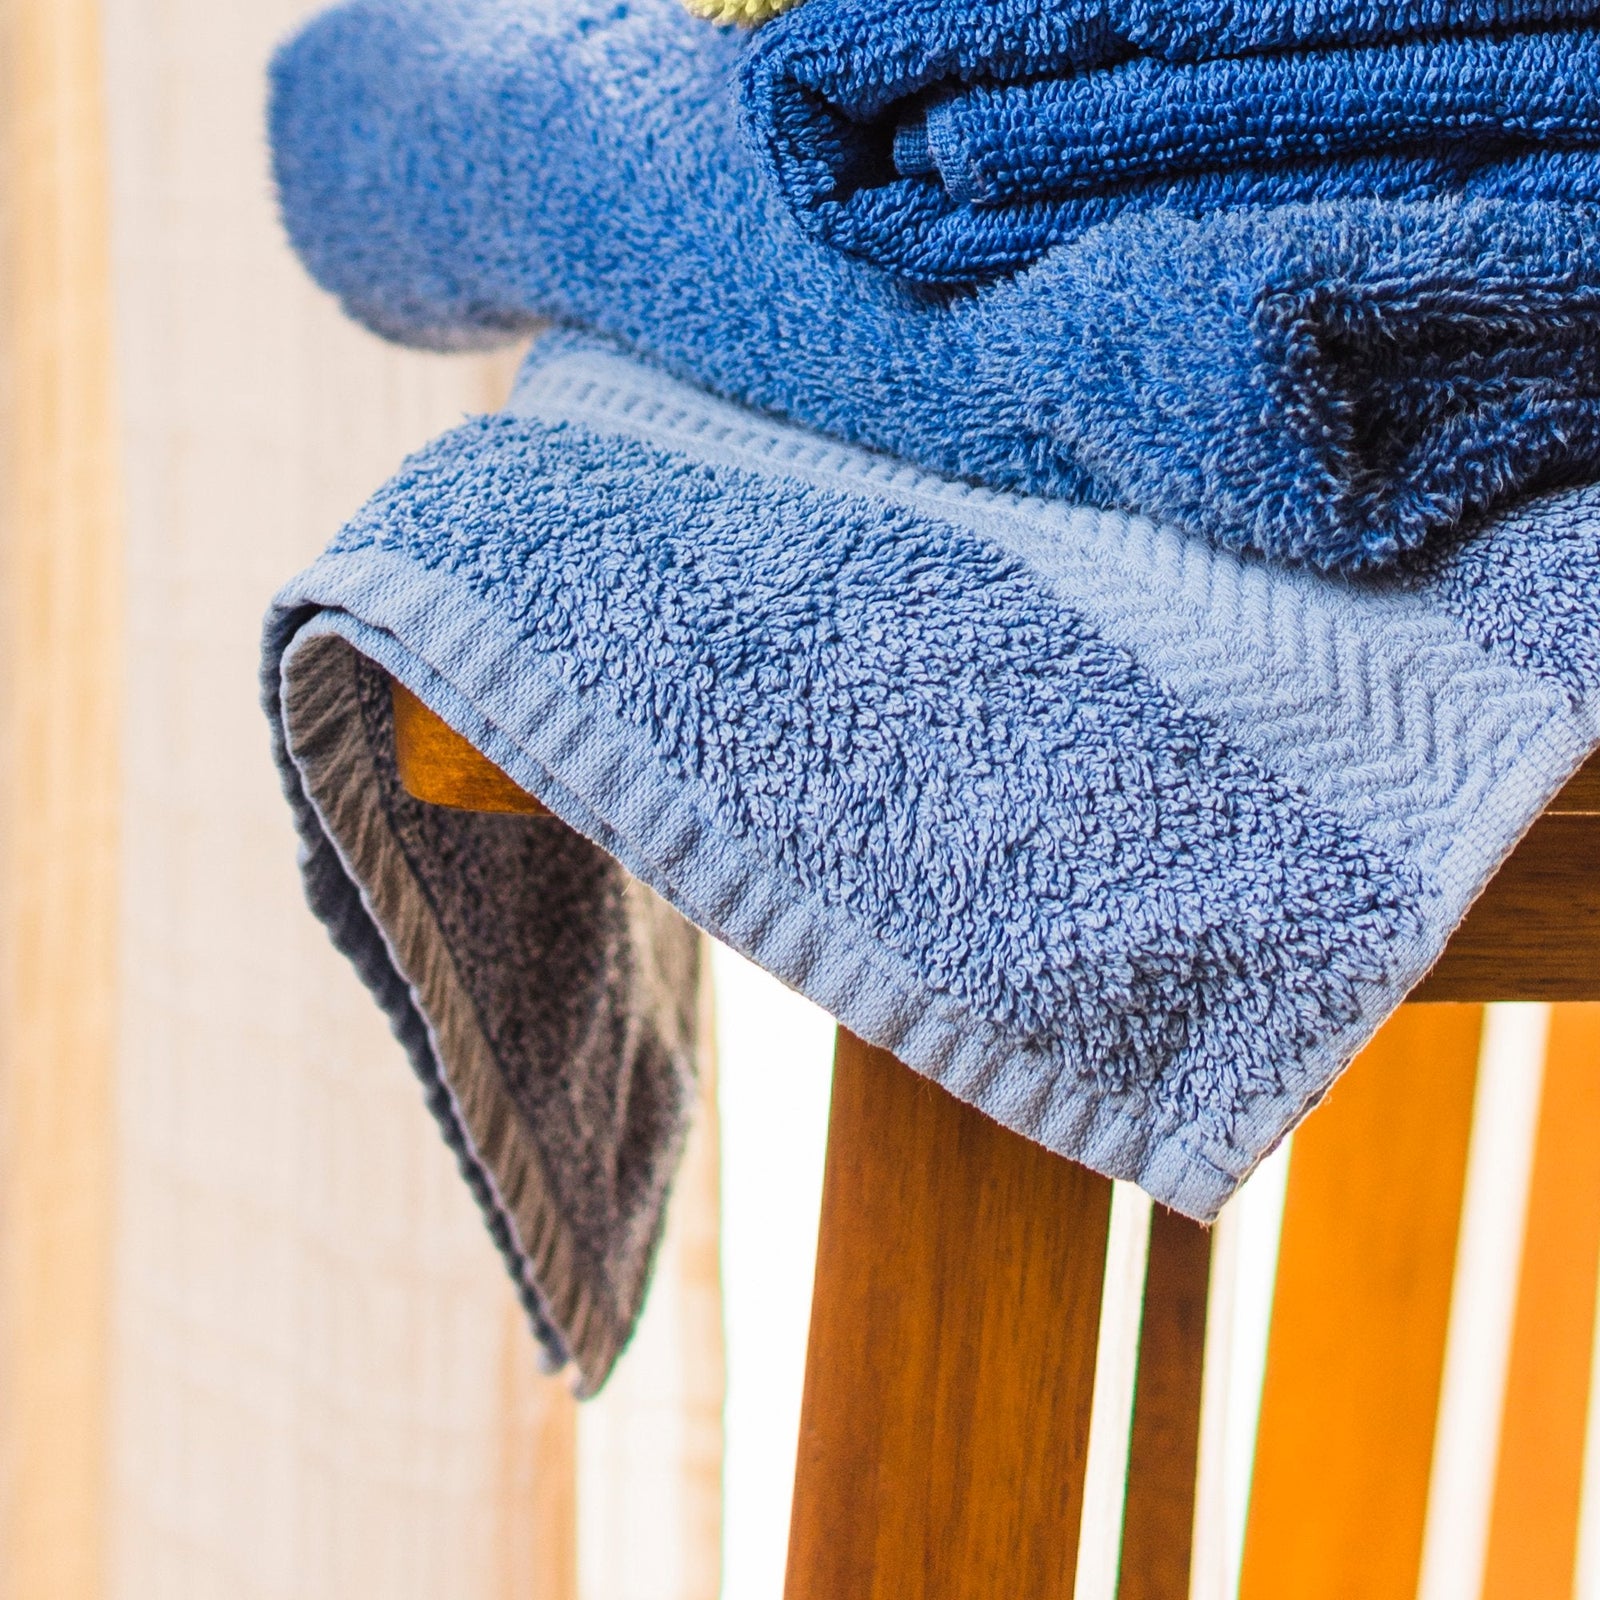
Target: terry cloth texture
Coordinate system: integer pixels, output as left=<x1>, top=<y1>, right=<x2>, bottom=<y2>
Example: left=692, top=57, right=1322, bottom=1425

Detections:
left=745, top=0, right=1600, bottom=284
left=269, top=0, right=1600, bottom=573
left=266, top=332, right=1600, bottom=1390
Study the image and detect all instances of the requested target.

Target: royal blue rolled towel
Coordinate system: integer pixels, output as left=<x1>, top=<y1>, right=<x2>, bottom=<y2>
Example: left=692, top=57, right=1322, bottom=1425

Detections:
left=745, top=0, right=1600, bottom=284
left=270, top=0, right=1600, bottom=569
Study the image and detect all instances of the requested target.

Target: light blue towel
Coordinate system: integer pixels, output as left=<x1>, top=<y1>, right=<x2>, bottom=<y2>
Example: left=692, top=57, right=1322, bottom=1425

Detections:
left=269, top=0, right=1600, bottom=572
left=265, top=333, right=1600, bottom=1389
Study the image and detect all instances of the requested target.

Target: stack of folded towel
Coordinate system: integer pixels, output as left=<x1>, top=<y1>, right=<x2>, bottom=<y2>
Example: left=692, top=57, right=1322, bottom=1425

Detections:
left=263, top=0, right=1600, bottom=1389
left=272, top=0, right=1600, bottom=567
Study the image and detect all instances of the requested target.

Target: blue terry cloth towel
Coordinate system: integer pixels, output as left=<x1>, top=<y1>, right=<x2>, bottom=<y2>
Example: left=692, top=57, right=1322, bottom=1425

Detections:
left=270, top=0, right=1600, bottom=573
left=266, top=331, right=1600, bottom=1391
left=744, top=0, right=1600, bottom=284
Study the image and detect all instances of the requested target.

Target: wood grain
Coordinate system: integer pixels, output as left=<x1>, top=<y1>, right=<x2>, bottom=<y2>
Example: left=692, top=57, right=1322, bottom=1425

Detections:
left=392, top=680, right=551, bottom=815
left=1480, top=1004, right=1600, bottom=1600
left=1546, top=751, right=1600, bottom=814
left=0, top=1, right=121, bottom=1593
left=783, top=1031, right=1112, bottom=1600
left=1411, top=748, right=1600, bottom=998
left=1117, top=1209, right=1212, bottom=1600
left=1414, top=815, right=1600, bottom=1000
left=1238, top=1005, right=1483, bottom=1600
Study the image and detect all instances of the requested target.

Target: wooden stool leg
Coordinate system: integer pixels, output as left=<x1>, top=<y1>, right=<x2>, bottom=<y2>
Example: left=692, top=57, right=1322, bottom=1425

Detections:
left=784, top=1031, right=1114, bottom=1600
left=1117, top=1210, right=1212, bottom=1600
left=1238, top=1005, right=1484, bottom=1600
left=1482, top=1005, right=1600, bottom=1600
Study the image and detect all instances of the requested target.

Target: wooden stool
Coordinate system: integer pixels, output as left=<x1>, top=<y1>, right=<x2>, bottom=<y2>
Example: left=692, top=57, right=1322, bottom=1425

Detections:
left=391, top=679, right=1600, bottom=1600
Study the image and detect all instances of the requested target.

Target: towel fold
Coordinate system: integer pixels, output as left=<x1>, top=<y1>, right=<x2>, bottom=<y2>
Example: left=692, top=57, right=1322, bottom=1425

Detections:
left=746, top=0, right=1600, bottom=283
left=265, top=332, right=1600, bottom=1390
left=270, top=0, right=1600, bottom=571
left=264, top=586, right=702, bottom=1395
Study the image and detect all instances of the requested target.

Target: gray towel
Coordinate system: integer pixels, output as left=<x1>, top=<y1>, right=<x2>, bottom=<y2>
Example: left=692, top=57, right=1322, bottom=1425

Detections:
left=265, top=628, right=699, bottom=1391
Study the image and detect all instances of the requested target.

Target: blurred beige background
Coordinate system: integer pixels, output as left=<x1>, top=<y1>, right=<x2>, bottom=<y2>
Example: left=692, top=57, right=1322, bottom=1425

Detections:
left=1, top=3, right=721, bottom=1596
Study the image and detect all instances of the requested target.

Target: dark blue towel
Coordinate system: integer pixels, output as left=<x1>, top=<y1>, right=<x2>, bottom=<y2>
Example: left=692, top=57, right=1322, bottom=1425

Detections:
left=270, top=0, right=1600, bottom=570
left=748, top=0, right=1600, bottom=283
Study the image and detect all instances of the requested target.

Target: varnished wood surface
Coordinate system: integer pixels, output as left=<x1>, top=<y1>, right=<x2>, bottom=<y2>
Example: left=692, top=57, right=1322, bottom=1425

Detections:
left=1413, top=751, right=1600, bottom=998
left=783, top=1032, right=1113, bottom=1600
left=1481, top=1005, right=1600, bottom=1600
left=1239, top=1006, right=1483, bottom=1600
left=1117, top=1210, right=1212, bottom=1600
left=1547, top=751, right=1600, bottom=814
left=1413, top=814, right=1600, bottom=1000
left=0, top=2, right=121, bottom=1594
left=391, top=680, right=550, bottom=815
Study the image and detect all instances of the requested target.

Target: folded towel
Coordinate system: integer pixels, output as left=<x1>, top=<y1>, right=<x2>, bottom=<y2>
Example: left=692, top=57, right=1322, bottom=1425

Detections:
left=265, top=585, right=702, bottom=1394
left=265, top=331, right=1600, bottom=1390
left=270, top=0, right=1600, bottom=571
left=745, top=0, right=1600, bottom=283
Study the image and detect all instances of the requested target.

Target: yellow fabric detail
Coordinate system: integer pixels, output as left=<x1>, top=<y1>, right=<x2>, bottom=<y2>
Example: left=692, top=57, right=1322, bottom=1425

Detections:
left=680, top=0, right=804, bottom=26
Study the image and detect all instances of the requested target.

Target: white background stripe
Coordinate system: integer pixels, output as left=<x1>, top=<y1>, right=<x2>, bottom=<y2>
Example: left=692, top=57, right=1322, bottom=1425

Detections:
left=1075, top=1184, right=1157, bottom=1600
left=1416, top=1003, right=1549, bottom=1600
